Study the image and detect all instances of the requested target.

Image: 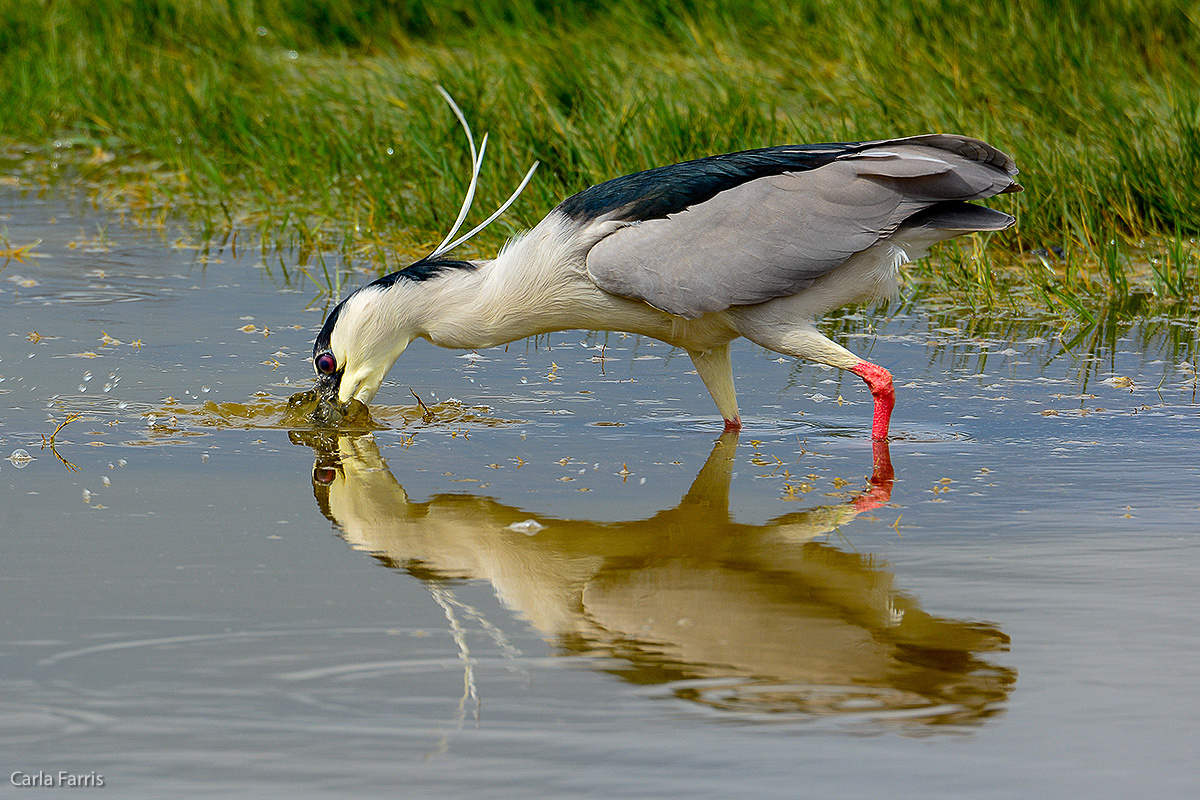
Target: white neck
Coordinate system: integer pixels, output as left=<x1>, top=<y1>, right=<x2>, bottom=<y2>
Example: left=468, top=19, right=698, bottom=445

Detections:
left=360, top=211, right=734, bottom=369
left=408, top=214, right=610, bottom=349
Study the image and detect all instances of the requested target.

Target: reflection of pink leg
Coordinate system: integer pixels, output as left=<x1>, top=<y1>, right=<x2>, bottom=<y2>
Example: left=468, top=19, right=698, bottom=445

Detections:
left=853, top=439, right=894, bottom=513
left=850, top=361, right=895, bottom=441
left=869, top=439, right=895, bottom=485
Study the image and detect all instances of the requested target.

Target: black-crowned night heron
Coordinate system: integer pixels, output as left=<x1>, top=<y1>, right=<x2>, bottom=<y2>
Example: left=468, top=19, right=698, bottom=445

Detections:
left=312, top=92, right=1020, bottom=440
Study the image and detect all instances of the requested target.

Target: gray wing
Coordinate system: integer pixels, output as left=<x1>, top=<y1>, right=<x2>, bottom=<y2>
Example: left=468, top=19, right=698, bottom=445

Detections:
left=585, top=135, right=1019, bottom=318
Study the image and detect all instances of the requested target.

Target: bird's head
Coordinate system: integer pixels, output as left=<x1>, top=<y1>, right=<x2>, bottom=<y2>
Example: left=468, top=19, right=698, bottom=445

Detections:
left=308, top=86, right=538, bottom=413
left=312, top=283, right=414, bottom=410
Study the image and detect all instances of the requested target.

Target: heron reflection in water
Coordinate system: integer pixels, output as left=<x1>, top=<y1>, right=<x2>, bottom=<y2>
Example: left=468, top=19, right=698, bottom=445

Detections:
left=293, top=432, right=1014, bottom=727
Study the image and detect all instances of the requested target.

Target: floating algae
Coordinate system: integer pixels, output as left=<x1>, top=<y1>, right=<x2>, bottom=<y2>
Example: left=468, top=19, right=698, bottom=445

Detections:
left=134, top=391, right=378, bottom=433
left=129, top=389, right=514, bottom=437
left=283, top=388, right=376, bottom=428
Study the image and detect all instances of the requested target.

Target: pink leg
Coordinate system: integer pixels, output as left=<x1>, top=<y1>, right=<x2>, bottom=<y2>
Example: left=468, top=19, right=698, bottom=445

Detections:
left=723, top=416, right=742, bottom=432
left=849, top=361, right=894, bottom=441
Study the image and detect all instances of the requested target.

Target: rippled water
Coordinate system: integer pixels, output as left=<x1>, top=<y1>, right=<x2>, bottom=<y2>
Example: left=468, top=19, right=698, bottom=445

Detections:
left=2, top=193, right=1198, bottom=798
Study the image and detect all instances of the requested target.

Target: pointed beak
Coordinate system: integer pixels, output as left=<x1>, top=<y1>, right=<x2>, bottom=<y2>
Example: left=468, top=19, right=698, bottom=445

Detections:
left=315, top=370, right=345, bottom=411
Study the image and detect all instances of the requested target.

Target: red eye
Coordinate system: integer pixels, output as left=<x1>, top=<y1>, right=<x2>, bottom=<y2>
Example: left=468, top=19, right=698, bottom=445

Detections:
left=315, top=353, right=337, bottom=375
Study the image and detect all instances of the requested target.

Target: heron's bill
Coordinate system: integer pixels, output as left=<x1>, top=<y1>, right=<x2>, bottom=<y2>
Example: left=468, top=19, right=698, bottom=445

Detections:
left=284, top=388, right=375, bottom=428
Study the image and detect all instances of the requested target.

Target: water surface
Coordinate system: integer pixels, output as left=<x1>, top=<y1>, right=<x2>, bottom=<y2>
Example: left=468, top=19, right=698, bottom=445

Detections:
left=2, top=194, right=1198, bottom=798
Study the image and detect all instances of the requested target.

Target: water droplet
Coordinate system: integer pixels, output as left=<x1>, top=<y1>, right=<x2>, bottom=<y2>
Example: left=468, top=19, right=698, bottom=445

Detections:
left=8, top=449, right=33, bottom=467
left=288, top=50, right=298, bottom=59
left=386, top=147, right=394, bottom=155
left=78, top=384, right=87, bottom=392
left=117, top=459, right=127, bottom=467
left=256, top=26, right=268, bottom=36
left=507, top=519, right=545, bottom=536
left=102, top=476, right=111, bottom=487
left=103, top=383, right=113, bottom=393
left=83, top=372, right=93, bottom=381
left=82, top=488, right=92, bottom=503
left=201, top=386, right=211, bottom=393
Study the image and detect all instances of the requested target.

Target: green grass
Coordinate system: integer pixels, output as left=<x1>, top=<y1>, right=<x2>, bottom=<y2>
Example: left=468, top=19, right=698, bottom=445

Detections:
left=2, top=0, right=1198, bottom=325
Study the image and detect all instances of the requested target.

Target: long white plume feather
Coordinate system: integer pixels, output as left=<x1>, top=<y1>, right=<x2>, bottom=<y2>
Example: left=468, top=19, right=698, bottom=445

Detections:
left=428, top=86, right=539, bottom=259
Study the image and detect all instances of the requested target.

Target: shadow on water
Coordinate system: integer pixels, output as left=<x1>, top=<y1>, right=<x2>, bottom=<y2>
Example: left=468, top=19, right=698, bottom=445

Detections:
left=292, top=431, right=1015, bottom=729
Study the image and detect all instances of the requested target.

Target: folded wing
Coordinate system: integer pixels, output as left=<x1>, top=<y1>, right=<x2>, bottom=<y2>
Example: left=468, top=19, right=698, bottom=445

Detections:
left=581, top=135, right=1019, bottom=319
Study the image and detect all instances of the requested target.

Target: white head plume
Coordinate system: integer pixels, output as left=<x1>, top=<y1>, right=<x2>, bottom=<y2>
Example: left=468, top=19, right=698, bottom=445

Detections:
left=428, top=86, right=540, bottom=259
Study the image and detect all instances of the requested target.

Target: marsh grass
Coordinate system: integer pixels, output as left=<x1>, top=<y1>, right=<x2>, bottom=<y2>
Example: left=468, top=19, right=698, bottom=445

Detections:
left=2, top=0, right=1198, bottom=328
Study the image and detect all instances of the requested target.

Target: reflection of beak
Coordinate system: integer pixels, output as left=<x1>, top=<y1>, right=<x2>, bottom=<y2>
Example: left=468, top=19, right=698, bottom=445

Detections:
left=290, top=428, right=345, bottom=522
left=311, top=457, right=339, bottom=521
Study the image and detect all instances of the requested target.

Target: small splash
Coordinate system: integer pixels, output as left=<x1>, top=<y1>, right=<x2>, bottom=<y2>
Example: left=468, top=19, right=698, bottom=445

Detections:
left=131, top=390, right=521, bottom=435
left=7, top=449, right=34, bottom=467
left=886, top=428, right=975, bottom=443
left=141, top=391, right=377, bottom=432
left=642, top=414, right=819, bottom=436
left=283, top=388, right=375, bottom=428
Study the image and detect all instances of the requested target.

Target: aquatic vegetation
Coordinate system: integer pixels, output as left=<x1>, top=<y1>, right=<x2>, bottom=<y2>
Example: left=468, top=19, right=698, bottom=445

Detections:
left=124, top=392, right=520, bottom=436
left=40, top=413, right=81, bottom=472
left=284, top=388, right=377, bottom=428
left=0, top=236, right=41, bottom=264
left=0, top=0, right=1197, bottom=323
